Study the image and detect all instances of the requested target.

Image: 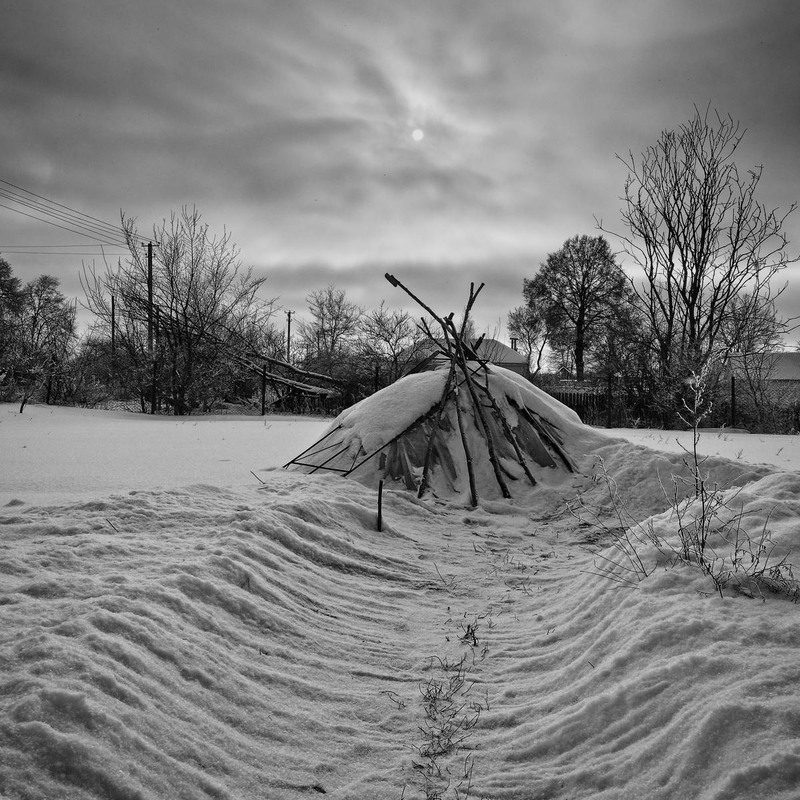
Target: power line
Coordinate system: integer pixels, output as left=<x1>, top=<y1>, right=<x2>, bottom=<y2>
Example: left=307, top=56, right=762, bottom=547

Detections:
left=0, top=191, right=129, bottom=247
left=0, top=243, right=130, bottom=256
left=0, top=243, right=123, bottom=248
left=0, top=178, right=128, bottom=241
left=0, top=200, right=125, bottom=246
left=0, top=190, right=128, bottom=245
left=0, top=178, right=132, bottom=248
left=0, top=250, right=130, bottom=256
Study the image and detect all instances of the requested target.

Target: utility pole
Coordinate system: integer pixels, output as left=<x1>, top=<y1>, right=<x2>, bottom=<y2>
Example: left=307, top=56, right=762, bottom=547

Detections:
left=146, top=241, right=153, bottom=355
left=261, top=362, right=267, bottom=416
left=143, top=241, right=157, bottom=414
left=110, top=294, right=116, bottom=357
left=286, top=310, right=293, bottom=363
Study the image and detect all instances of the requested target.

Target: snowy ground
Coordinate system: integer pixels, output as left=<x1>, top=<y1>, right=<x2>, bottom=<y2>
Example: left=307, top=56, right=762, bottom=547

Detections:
left=604, top=426, right=800, bottom=474
left=1, top=404, right=330, bottom=507
left=2, top=402, right=800, bottom=799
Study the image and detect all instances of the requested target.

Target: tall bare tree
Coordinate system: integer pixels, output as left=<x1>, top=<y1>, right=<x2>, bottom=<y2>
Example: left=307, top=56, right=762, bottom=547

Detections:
left=602, top=107, right=796, bottom=394
left=524, top=235, right=630, bottom=381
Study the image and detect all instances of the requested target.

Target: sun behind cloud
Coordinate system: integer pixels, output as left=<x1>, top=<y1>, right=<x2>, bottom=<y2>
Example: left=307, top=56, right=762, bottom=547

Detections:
left=411, top=128, right=424, bottom=142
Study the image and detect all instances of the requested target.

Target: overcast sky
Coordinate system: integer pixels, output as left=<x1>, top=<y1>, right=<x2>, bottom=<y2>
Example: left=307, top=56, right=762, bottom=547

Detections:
left=2, top=0, right=800, bottom=337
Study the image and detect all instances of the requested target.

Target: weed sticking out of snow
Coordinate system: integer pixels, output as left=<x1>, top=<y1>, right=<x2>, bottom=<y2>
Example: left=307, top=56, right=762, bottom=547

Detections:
left=574, top=374, right=800, bottom=602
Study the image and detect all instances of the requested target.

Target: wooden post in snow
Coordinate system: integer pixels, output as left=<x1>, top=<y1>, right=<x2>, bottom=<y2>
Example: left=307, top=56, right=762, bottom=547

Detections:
left=439, top=319, right=479, bottom=507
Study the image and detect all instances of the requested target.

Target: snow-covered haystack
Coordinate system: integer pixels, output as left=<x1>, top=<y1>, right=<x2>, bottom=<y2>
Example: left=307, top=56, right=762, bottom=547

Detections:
left=285, top=272, right=610, bottom=503
left=286, top=363, right=596, bottom=501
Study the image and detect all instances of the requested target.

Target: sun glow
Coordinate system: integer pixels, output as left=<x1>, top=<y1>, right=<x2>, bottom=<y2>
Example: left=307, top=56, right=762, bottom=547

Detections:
left=411, top=128, right=424, bottom=142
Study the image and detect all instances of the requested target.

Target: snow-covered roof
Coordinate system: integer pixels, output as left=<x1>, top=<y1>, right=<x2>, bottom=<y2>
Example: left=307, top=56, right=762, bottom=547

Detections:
left=474, top=337, right=527, bottom=364
left=408, top=337, right=527, bottom=373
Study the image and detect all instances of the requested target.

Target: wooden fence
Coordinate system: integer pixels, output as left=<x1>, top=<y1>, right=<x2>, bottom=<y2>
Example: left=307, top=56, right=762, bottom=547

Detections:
left=545, top=387, right=612, bottom=427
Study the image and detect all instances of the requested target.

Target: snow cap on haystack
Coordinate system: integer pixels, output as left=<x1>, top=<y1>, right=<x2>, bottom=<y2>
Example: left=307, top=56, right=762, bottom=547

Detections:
left=285, top=362, right=584, bottom=501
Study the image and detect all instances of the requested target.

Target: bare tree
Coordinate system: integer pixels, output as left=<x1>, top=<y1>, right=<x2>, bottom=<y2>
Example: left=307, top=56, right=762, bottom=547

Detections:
left=358, top=302, right=426, bottom=387
left=602, top=107, right=796, bottom=394
left=83, top=207, right=276, bottom=414
left=14, top=275, right=77, bottom=410
left=299, top=285, right=363, bottom=363
left=507, top=304, right=547, bottom=376
left=524, top=235, right=630, bottom=381
left=295, top=285, right=364, bottom=404
left=721, top=292, right=787, bottom=356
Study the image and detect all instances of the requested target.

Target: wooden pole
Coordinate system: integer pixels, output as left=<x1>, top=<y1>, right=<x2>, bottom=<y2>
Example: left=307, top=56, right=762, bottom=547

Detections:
left=377, top=479, right=384, bottom=531
left=474, top=370, right=537, bottom=487
left=385, top=274, right=487, bottom=505
left=286, top=310, right=293, bottom=363
left=452, top=378, right=478, bottom=507
left=146, top=241, right=157, bottom=415
left=418, top=362, right=458, bottom=498
left=437, top=321, right=479, bottom=507
left=147, top=242, right=153, bottom=357
left=261, top=363, right=267, bottom=415
left=448, top=288, right=511, bottom=498
left=446, top=316, right=511, bottom=499
left=111, top=294, right=116, bottom=357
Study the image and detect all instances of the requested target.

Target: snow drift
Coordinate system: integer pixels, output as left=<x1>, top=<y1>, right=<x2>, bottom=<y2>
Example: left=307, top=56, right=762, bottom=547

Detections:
left=1, top=404, right=799, bottom=799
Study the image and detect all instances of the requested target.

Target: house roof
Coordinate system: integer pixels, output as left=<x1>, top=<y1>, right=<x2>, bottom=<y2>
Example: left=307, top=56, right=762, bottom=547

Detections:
left=475, top=338, right=527, bottom=365
left=408, top=337, right=527, bottom=372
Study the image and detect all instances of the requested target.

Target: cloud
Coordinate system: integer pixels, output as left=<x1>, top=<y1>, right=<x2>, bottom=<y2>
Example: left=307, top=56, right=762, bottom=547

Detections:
left=2, top=0, right=800, bottom=343
left=257, top=253, right=537, bottom=337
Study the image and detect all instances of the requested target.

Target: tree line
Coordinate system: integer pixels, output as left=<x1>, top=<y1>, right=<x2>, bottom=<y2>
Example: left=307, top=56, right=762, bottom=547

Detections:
left=2, top=108, right=796, bottom=429
left=508, top=108, right=796, bottom=432
left=0, top=208, right=429, bottom=414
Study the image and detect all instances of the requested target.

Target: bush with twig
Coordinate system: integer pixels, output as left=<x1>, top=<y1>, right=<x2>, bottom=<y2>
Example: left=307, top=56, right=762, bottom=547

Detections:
left=573, top=369, right=799, bottom=600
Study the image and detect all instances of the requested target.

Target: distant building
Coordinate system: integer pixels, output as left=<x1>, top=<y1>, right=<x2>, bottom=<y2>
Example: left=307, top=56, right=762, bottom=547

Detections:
left=729, top=351, right=800, bottom=380
left=754, top=352, right=800, bottom=382
left=405, top=337, right=529, bottom=377
left=728, top=351, right=800, bottom=399
left=473, top=338, right=529, bottom=376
